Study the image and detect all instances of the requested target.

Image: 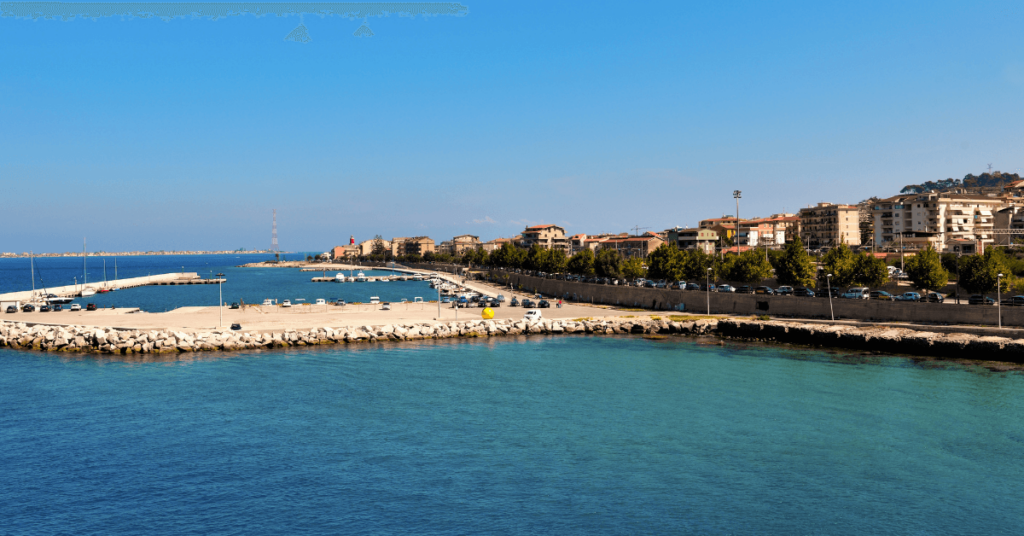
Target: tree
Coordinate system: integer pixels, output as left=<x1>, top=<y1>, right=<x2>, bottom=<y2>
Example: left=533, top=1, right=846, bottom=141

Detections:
left=682, top=249, right=716, bottom=281
left=622, top=257, right=647, bottom=280
left=524, top=245, right=545, bottom=271
left=646, top=244, right=684, bottom=281
left=772, top=236, right=816, bottom=287
left=595, top=248, right=622, bottom=278
left=728, top=249, right=773, bottom=285
left=904, top=245, right=948, bottom=292
left=852, top=254, right=889, bottom=288
left=819, top=243, right=858, bottom=288
left=371, top=235, right=387, bottom=257
left=567, top=249, right=595, bottom=276
left=541, top=249, right=568, bottom=273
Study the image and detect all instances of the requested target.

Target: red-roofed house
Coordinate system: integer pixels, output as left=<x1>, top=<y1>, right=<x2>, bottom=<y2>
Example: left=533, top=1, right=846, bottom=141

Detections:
left=521, top=225, right=568, bottom=252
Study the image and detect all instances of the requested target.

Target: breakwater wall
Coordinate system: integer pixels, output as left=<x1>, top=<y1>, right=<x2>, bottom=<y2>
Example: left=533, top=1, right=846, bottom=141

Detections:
left=501, top=271, right=1024, bottom=328
left=0, top=317, right=718, bottom=354
left=717, top=318, right=1024, bottom=362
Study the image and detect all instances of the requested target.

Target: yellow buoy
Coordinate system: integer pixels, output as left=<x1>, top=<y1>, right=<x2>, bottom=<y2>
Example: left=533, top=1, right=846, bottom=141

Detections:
left=482, top=307, right=494, bottom=320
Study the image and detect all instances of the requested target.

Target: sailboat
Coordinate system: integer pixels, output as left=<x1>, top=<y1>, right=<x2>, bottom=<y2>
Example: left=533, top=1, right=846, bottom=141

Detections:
left=98, top=259, right=110, bottom=293
left=80, top=238, right=96, bottom=297
left=111, top=258, right=120, bottom=291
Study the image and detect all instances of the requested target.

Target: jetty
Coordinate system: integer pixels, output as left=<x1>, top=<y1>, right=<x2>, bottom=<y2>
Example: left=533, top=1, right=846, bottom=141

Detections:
left=0, top=272, right=225, bottom=303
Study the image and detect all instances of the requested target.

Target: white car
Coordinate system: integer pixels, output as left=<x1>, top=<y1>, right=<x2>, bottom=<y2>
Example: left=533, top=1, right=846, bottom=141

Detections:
left=69, top=304, right=81, bottom=311
left=315, top=299, right=326, bottom=306
left=523, top=309, right=542, bottom=323
left=282, top=300, right=292, bottom=307
left=382, top=302, right=391, bottom=310
left=369, top=296, right=381, bottom=304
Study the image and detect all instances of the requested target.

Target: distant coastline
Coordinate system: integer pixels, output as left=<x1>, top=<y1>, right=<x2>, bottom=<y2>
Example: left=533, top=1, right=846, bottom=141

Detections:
left=0, top=250, right=276, bottom=259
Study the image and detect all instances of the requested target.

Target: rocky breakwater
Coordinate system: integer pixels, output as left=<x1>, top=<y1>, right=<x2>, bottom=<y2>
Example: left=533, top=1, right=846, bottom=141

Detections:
left=718, top=319, right=1024, bottom=362
left=0, top=318, right=719, bottom=354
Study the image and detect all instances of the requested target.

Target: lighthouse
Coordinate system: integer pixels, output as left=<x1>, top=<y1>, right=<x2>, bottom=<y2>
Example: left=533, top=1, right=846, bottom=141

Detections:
left=350, top=235, right=355, bottom=245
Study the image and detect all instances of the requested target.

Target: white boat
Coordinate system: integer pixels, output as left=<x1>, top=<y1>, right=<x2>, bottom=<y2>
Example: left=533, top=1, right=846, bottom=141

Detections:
left=282, top=300, right=292, bottom=307
left=81, top=288, right=96, bottom=297
left=262, top=299, right=273, bottom=306
left=369, top=296, right=380, bottom=304
left=356, top=272, right=367, bottom=282
left=366, top=277, right=377, bottom=283
left=335, top=273, right=346, bottom=282
left=315, top=299, right=326, bottom=306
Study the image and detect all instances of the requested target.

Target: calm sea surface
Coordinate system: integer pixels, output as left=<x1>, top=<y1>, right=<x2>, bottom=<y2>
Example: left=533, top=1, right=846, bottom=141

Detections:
left=0, top=254, right=436, bottom=310
left=2, top=336, right=1023, bottom=534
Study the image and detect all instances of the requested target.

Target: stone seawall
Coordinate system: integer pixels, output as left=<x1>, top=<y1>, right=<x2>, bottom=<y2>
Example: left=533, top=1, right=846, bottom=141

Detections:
left=717, top=319, right=1024, bottom=362
left=0, top=318, right=718, bottom=354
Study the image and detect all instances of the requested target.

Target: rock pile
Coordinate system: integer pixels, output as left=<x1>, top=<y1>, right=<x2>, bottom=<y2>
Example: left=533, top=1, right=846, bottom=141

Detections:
left=718, top=319, right=1024, bottom=362
left=0, top=318, right=719, bottom=354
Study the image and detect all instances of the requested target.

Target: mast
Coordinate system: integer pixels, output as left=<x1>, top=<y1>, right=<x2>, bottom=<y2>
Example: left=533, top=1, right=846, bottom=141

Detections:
left=104, top=259, right=107, bottom=285
left=114, top=258, right=117, bottom=280
left=30, top=251, right=35, bottom=294
left=83, top=238, right=87, bottom=285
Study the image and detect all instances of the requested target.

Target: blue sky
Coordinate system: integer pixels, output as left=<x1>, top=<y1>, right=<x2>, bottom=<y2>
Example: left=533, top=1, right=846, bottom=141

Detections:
left=2, top=0, right=1023, bottom=253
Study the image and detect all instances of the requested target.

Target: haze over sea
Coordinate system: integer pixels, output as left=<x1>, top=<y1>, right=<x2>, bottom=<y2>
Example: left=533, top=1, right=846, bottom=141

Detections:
left=2, top=335, right=1023, bottom=534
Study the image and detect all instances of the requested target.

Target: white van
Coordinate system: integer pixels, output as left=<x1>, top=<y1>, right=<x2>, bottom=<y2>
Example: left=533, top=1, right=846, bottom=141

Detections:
left=843, top=287, right=870, bottom=299
left=523, top=309, right=542, bottom=323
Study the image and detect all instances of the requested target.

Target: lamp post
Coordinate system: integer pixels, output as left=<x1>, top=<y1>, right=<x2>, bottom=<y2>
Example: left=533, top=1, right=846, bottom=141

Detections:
left=733, top=190, right=742, bottom=254
left=706, top=267, right=712, bottom=315
left=826, top=273, right=834, bottom=323
left=955, top=252, right=962, bottom=305
left=998, top=273, right=1004, bottom=329
left=219, top=277, right=223, bottom=328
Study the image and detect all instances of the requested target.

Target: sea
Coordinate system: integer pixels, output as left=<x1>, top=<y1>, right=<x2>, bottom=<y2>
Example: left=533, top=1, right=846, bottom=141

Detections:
left=0, top=253, right=440, bottom=310
left=2, top=255, right=1024, bottom=534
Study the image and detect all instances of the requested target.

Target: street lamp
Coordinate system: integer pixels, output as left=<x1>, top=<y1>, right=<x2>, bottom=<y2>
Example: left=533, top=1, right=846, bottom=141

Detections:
left=826, top=273, right=834, bottom=323
left=998, top=273, right=1004, bottom=329
left=706, top=267, right=713, bottom=315
left=733, top=190, right=742, bottom=254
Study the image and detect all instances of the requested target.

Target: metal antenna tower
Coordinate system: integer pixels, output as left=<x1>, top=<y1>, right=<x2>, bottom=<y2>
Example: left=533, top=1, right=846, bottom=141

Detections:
left=988, top=163, right=994, bottom=173
left=272, top=209, right=279, bottom=252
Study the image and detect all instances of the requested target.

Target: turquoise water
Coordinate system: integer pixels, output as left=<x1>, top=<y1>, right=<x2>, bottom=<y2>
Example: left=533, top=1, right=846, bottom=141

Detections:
left=2, top=336, right=1022, bottom=534
left=0, top=254, right=435, bottom=311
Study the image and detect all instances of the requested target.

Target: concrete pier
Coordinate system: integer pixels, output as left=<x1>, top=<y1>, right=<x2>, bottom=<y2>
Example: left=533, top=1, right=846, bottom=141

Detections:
left=0, top=272, right=223, bottom=303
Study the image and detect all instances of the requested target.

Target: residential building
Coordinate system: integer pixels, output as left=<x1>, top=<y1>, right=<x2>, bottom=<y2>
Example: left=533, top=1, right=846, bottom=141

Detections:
left=450, top=234, right=481, bottom=254
left=666, top=227, right=718, bottom=254
left=330, top=245, right=359, bottom=260
left=871, top=193, right=1004, bottom=252
left=356, top=238, right=391, bottom=257
left=994, top=206, right=1024, bottom=246
left=699, top=216, right=744, bottom=241
left=393, top=236, right=435, bottom=257
left=482, top=237, right=517, bottom=252
left=521, top=225, right=568, bottom=252
left=799, top=203, right=861, bottom=248
left=598, top=233, right=665, bottom=258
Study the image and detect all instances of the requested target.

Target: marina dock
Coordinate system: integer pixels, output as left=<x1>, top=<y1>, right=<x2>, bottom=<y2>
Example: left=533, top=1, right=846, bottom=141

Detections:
left=0, top=272, right=225, bottom=303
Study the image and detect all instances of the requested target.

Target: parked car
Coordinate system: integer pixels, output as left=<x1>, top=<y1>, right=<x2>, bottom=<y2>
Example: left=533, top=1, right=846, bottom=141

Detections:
left=230, top=302, right=240, bottom=309
left=457, top=297, right=469, bottom=308
left=655, top=280, right=667, bottom=288
left=842, top=287, right=870, bottom=300
left=869, top=290, right=894, bottom=300
left=70, top=304, right=81, bottom=311
left=39, top=304, right=51, bottom=312
left=510, top=297, right=520, bottom=307
left=488, top=298, right=501, bottom=307
left=820, top=288, right=843, bottom=299
left=230, top=323, right=242, bottom=330
left=717, top=284, right=736, bottom=293
left=440, top=297, right=452, bottom=303
left=701, top=284, right=717, bottom=292
left=777, top=286, right=794, bottom=296
left=895, top=292, right=922, bottom=302
left=5, top=306, right=16, bottom=313
left=336, top=299, right=347, bottom=306
left=754, top=286, right=775, bottom=295
left=86, top=303, right=97, bottom=311
left=523, top=309, right=542, bottom=323
left=685, top=283, right=701, bottom=291
left=794, top=288, right=816, bottom=297
left=369, top=297, right=381, bottom=305
left=538, top=300, right=551, bottom=308
left=282, top=299, right=292, bottom=307
left=1002, top=296, right=1024, bottom=307
left=735, top=285, right=753, bottom=294
left=22, top=304, right=35, bottom=312
left=52, top=304, right=62, bottom=311
left=968, top=295, right=996, bottom=305
left=496, top=295, right=505, bottom=302
left=924, top=292, right=945, bottom=303
left=381, top=302, right=392, bottom=310
left=521, top=299, right=535, bottom=308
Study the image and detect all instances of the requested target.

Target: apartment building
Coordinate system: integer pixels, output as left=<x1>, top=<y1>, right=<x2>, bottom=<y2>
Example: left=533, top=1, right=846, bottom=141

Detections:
left=521, top=225, right=568, bottom=252
left=399, top=236, right=435, bottom=256
left=598, top=234, right=665, bottom=258
left=330, top=245, right=359, bottom=260
left=799, top=203, right=861, bottom=248
left=482, top=237, right=517, bottom=252
left=666, top=227, right=718, bottom=254
left=871, top=193, right=1003, bottom=252
left=356, top=238, right=391, bottom=256
left=451, top=234, right=481, bottom=254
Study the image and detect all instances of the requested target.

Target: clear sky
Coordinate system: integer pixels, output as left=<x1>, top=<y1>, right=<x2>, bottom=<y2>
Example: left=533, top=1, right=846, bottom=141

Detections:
left=2, top=0, right=1023, bottom=253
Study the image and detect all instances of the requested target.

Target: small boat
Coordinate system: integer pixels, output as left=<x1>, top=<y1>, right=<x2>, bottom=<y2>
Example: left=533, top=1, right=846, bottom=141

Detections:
left=315, top=299, right=326, bottom=306
left=81, top=288, right=96, bottom=297
left=97, top=289, right=110, bottom=294
left=356, top=272, right=367, bottom=282
left=262, top=299, right=273, bottom=306
left=369, top=296, right=380, bottom=304
left=335, top=273, right=346, bottom=282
